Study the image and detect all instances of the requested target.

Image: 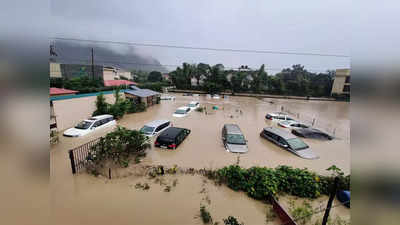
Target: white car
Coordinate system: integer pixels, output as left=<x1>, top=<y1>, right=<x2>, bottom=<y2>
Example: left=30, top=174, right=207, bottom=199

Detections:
left=63, top=115, right=116, bottom=137
left=160, top=95, right=175, bottom=100
left=173, top=106, right=191, bottom=117
left=139, top=120, right=172, bottom=137
left=265, top=112, right=295, bottom=122
left=193, top=94, right=200, bottom=97
left=187, top=101, right=200, bottom=110
left=212, top=94, right=220, bottom=99
left=278, top=120, right=309, bottom=129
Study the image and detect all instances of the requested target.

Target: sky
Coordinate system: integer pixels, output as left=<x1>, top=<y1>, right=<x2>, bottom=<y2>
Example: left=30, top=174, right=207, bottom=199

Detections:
left=50, top=0, right=351, bottom=73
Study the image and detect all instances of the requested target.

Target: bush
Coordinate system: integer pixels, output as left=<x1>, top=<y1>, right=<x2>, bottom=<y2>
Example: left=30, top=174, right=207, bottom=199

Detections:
left=200, top=205, right=213, bottom=224
left=216, top=165, right=349, bottom=199
left=223, top=216, right=244, bottom=225
left=86, top=126, right=150, bottom=168
left=126, top=101, right=146, bottom=113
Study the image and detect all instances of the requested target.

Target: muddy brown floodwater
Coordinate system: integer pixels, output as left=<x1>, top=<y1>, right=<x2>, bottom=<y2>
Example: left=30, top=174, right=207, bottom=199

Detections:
left=51, top=94, right=350, bottom=225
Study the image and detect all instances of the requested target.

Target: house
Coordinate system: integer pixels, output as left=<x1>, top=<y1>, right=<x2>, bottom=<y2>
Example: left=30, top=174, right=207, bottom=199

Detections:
left=50, top=62, right=62, bottom=78
left=118, top=70, right=132, bottom=80
left=124, top=86, right=161, bottom=107
left=162, top=73, right=170, bottom=81
left=103, top=66, right=118, bottom=80
left=50, top=87, right=78, bottom=96
left=104, top=80, right=138, bottom=87
left=331, top=69, right=350, bottom=96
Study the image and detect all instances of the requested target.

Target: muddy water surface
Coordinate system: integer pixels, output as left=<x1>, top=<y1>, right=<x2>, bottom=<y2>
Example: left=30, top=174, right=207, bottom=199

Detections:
left=51, top=94, right=350, bottom=224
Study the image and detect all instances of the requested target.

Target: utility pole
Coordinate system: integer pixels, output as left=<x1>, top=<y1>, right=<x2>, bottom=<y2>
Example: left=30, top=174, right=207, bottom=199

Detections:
left=91, top=48, right=95, bottom=80
left=322, top=177, right=339, bottom=225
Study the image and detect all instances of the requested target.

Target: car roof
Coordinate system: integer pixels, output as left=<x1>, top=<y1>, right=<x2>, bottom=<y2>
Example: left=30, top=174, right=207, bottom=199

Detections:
left=268, top=112, right=288, bottom=116
left=159, top=127, right=185, bottom=138
left=144, top=119, right=170, bottom=127
left=89, top=114, right=113, bottom=120
left=177, top=106, right=190, bottom=110
left=189, top=101, right=199, bottom=104
left=263, top=127, right=297, bottom=139
left=224, top=124, right=243, bottom=134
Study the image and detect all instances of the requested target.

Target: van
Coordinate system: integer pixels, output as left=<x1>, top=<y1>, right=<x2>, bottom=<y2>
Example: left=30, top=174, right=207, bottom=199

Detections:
left=265, top=112, right=295, bottom=122
left=222, top=124, right=248, bottom=153
left=154, top=127, right=191, bottom=150
left=63, top=114, right=116, bottom=137
left=139, top=120, right=172, bottom=137
left=260, top=127, right=318, bottom=159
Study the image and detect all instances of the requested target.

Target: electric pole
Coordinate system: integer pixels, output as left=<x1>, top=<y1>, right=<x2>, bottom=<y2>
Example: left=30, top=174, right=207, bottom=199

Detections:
left=91, top=48, right=95, bottom=80
left=322, top=177, right=339, bottom=225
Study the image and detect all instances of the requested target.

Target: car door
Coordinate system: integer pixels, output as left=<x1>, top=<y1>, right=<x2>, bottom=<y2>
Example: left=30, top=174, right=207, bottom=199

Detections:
left=91, top=120, right=102, bottom=130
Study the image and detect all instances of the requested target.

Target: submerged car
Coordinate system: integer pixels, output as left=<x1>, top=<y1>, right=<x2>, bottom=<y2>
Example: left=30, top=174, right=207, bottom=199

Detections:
left=160, top=95, right=175, bottom=100
left=260, top=127, right=319, bottom=159
left=278, top=120, right=309, bottom=129
left=154, top=127, right=191, bottom=150
left=291, top=128, right=333, bottom=140
left=187, top=101, right=200, bottom=110
left=173, top=106, right=191, bottom=117
left=222, top=124, right=248, bottom=153
left=265, top=112, right=295, bottom=122
left=182, top=93, right=193, bottom=96
left=139, top=120, right=172, bottom=137
left=63, top=115, right=116, bottom=137
left=212, top=94, right=220, bottom=99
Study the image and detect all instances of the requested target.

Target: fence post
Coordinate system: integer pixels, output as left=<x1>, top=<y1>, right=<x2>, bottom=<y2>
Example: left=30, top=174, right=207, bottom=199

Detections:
left=68, top=150, right=76, bottom=174
left=322, top=177, right=339, bottom=225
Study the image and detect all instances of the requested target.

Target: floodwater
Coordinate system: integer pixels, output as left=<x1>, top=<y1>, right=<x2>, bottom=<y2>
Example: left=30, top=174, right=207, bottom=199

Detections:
left=51, top=94, right=350, bottom=224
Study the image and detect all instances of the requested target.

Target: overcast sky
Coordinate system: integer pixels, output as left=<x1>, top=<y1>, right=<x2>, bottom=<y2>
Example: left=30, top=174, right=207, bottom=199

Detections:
left=51, top=0, right=351, bottom=73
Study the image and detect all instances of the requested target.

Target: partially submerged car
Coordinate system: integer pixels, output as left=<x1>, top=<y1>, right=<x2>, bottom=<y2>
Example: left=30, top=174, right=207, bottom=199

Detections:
left=154, top=127, right=191, bottom=150
left=182, top=93, right=193, bottom=96
left=212, top=94, right=220, bottom=99
left=291, top=128, right=333, bottom=140
left=278, top=120, right=309, bottom=129
left=187, top=101, right=200, bottom=110
left=160, top=95, right=175, bottom=100
left=63, top=115, right=116, bottom=137
left=222, top=124, right=248, bottom=153
left=260, top=127, right=319, bottom=159
left=173, top=106, right=191, bottom=117
left=265, top=112, right=295, bottom=122
left=139, top=120, right=172, bottom=137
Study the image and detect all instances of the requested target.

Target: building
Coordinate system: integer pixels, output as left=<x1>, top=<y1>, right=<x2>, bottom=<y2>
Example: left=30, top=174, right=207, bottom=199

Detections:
left=104, top=80, right=138, bottom=87
left=162, top=73, right=170, bottom=81
left=50, top=88, right=79, bottom=131
left=59, top=63, right=104, bottom=79
left=124, top=86, right=160, bottom=107
left=103, top=66, right=118, bottom=80
left=331, top=69, right=350, bottom=96
left=50, top=62, right=62, bottom=78
left=118, top=70, right=132, bottom=80
left=190, top=75, right=206, bottom=86
left=50, top=87, right=78, bottom=97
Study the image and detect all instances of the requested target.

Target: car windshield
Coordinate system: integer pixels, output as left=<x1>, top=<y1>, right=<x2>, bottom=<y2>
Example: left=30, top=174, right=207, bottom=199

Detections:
left=281, top=121, right=292, bottom=125
left=75, top=121, right=93, bottom=130
left=227, top=134, right=246, bottom=145
left=140, top=125, right=155, bottom=134
left=188, top=103, right=197, bottom=107
left=175, top=109, right=187, bottom=114
left=286, top=138, right=309, bottom=150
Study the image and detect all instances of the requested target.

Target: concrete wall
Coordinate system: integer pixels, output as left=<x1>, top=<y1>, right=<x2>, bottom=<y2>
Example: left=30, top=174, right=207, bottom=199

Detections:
left=52, top=93, right=121, bottom=131
left=331, top=69, right=350, bottom=95
left=103, top=69, right=116, bottom=80
left=50, top=63, right=62, bottom=78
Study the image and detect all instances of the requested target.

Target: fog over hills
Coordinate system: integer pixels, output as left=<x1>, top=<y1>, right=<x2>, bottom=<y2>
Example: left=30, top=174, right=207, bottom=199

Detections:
left=51, top=41, right=167, bottom=72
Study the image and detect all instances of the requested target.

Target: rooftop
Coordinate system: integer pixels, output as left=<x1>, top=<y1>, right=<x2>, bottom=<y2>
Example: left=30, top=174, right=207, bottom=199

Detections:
left=50, top=87, right=78, bottom=96
left=125, top=88, right=160, bottom=98
left=104, top=80, right=138, bottom=87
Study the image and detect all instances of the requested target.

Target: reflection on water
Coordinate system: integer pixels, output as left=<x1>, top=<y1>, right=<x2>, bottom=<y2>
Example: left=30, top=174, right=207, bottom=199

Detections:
left=51, top=94, right=350, bottom=224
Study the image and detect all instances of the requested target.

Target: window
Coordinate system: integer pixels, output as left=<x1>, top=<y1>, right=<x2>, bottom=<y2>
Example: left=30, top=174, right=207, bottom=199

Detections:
left=343, top=85, right=350, bottom=92
left=93, top=121, right=102, bottom=127
left=278, top=137, right=287, bottom=146
left=345, top=76, right=350, bottom=83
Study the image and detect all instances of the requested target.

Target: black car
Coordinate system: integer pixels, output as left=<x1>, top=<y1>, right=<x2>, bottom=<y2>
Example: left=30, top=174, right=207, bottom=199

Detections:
left=154, top=127, right=191, bottom=149
left=182, top=93, right=193, bottom=96
left=291, top=128, right=333, bottom=140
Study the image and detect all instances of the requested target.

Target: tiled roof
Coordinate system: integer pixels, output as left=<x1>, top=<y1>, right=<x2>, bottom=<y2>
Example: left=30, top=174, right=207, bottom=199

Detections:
left=104, top=80, right=138, bottom=87
left=50, top=87, right=78, bottom=96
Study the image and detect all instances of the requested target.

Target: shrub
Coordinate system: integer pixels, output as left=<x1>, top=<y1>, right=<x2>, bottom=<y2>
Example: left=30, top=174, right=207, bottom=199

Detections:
left=223, top=216, right=244, bottom=225
left=289, top=201, right=313, bottom=225
left=127, top=101, right=146, bottom=113
left=215, top=165, right=349, bottom=200
left=200, top=205, right=213, bottom=224
left=86, top=126, right=150, bottom=168
left=93, top=93, right=110, bottom=116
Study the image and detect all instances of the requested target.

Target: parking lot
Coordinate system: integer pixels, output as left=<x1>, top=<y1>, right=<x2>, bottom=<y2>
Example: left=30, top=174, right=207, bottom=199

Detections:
left=53, top=93, right=350, bottom=175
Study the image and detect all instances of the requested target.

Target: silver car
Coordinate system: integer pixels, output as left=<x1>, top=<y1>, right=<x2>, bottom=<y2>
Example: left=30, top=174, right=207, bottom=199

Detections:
left=260, top=127, right=319, bottom=159
left=222, top=124, right=248, bottom=153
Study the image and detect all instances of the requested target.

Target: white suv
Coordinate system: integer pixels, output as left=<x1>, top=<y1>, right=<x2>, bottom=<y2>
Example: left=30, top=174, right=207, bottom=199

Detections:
left=140, top=119, right=172, bottom=137
left=187, top=101, right=200, bottom=110
left=63, top=115, right=116, bottom=137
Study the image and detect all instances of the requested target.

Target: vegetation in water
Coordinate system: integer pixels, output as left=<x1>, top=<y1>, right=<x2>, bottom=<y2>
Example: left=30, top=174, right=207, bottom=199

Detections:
left=86, top=126, right=150, bottom=170
left=216, top=165, right=350, bottom=199
left=223, top=216, right=244, bottom=225
left=289, top=200, right=313, bottom=225
left=265, top=205, right=277, bottom=224
left=200, top=205, right=213, bottom=224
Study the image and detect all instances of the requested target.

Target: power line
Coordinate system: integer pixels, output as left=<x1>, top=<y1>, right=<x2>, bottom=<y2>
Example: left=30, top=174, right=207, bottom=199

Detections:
left=51, top=37, right=349, bottom=58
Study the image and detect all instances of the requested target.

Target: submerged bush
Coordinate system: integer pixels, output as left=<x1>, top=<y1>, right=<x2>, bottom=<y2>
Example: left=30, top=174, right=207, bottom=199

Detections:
left=200, top=205, right=213, bottom=224
left=216, top=165, right=349, bottom=199
left=223, top=216, right=244, bottom=225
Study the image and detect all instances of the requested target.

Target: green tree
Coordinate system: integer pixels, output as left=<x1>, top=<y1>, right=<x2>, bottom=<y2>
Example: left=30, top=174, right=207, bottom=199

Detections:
left=148, top=71, right=162, bottom=82
left=93, top=93, right=109, bottom=116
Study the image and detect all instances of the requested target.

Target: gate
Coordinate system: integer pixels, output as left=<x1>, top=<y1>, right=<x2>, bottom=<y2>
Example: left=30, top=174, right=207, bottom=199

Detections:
left=68, top=138, right=100, bottom=174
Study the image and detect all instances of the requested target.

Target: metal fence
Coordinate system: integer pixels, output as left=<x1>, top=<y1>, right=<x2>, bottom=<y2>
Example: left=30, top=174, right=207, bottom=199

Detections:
left=68, top=138, right=100, bottom=174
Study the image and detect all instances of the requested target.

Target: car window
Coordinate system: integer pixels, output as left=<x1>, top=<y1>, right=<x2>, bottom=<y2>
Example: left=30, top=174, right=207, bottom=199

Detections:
left=75, top=121, right=93, bottom=130
left=186, top=108, right=190, bottom=112
left=93, top=121, right=102, bottom=127
left=226, top=134, right=246, bottom=145
left=278, top=137, right=287, bottom=146
left=140, top=126, right=155, bottom=134
left=155, top=125, right=163, bottom=132
left=286, top=138, right=308, bottom=150
left=175, top=109, right=187, bottom=114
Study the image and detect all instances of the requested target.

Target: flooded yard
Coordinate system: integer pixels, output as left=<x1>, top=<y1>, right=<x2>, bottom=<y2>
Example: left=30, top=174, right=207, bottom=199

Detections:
left=51, top=94, right=350, bottom=224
